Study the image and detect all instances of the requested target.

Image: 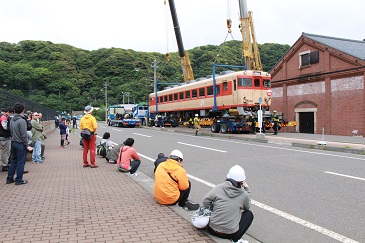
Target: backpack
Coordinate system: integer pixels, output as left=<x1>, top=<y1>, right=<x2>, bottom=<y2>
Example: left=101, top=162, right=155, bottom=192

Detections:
left=97, top=142, right=107, bottom=157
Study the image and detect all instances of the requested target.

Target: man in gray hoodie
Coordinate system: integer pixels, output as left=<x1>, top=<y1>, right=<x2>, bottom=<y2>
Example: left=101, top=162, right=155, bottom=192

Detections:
left=202, top=165, right=253, bottom=243
left=6, top=103, right=33, bottom=185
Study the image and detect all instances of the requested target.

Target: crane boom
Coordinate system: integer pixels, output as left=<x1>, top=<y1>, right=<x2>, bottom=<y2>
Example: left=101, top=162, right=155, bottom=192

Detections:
left=167, top=0, right=194, bottom=82
left=238, top=0, right=262, bottom=71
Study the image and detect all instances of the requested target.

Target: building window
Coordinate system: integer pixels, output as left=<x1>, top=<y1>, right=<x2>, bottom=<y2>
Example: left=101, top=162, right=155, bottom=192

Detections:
left=299, top=50, right=319, bottom=67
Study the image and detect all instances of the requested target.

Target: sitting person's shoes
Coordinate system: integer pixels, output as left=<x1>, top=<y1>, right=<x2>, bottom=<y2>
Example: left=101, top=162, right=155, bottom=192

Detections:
left=182, top=200, right=200, bottom=210
left=6, top=178, right=15, bottom=184
left=2, top=166, right=9, bottom=172
left=23, top=170, right=29, bottom=174
left=90, top=165, right=98, bottom=168
left=15, top=179, right=28, bottom=185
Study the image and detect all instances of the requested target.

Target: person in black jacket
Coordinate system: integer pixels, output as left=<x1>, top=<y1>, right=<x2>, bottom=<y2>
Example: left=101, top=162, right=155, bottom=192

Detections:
left=153, top=153, right=168, bottom=173
left=0, top=107, right=13, bottom=171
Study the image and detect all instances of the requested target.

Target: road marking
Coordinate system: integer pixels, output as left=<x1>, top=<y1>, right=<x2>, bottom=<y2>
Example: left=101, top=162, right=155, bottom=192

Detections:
left=324, top=171, right=365, bottom=181
left=187, top=174, right=358, bottom=243
left=133, top=133, right=151, bottom=138
left=161, top=131, right=365, bottom=161
left=112, top=128, right=121, bottom=131
left=177, top=142, right=227, bottom=153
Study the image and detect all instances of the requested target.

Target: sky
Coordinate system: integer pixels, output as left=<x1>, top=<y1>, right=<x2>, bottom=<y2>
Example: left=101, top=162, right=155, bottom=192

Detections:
left=1, top=0, right=365, bottom=54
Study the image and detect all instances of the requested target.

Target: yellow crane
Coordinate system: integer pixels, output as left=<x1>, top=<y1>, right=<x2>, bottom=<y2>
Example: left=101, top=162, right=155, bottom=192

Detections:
left=164, top=0, right=194, bottom=82
left=237, top=0, right=263, bottom=71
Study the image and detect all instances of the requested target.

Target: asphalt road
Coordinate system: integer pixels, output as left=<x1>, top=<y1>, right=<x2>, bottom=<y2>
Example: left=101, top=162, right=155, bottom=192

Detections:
left=95, top=123, right=364, bottom=243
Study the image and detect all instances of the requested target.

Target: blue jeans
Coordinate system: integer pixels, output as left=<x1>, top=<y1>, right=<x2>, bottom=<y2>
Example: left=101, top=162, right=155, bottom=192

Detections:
left=7, top=141, right=27, bottom=183
left=32, top=140, right=42, bottom=162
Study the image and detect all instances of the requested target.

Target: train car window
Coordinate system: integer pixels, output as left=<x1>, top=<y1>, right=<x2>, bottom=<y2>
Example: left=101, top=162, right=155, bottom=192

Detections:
left=207, top=86, right=213, bottom=95
left=238, top=78, right=252, bottom=87
left=223, top=82, right=228, bottom=91
left=185, top=90, right=190, bottom=99
left=169, top=94, right=172, bottom=102
left=233, top=79, right=237, bottom=91
left=263, top=79, right=271, bottom=88
left=192, top=89, right=197, bottom=98
left=254, top=79, right=260, bottom=87
left=199, top=88, right=205, bottom=97
left=164, top=95, right=168, bottom=102
left=174, top=93, right=178, bottom=101
left=179, top=92, right=184, bottom=100
left=215, top=85, right=221, bottom=95
left=159, top=96, right=163, bottom=103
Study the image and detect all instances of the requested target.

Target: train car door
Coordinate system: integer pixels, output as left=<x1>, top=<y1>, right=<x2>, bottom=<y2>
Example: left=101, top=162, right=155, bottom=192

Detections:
left=299, top=112, right=314, bottom=133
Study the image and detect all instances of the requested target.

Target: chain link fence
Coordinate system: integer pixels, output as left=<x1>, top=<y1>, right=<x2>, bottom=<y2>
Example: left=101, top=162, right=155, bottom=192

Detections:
left=0, top=88, right=58, bottom=121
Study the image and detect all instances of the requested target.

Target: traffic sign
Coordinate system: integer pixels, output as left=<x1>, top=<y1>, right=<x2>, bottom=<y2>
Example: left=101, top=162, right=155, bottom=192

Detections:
left=258, top=97, right=262, bottom=103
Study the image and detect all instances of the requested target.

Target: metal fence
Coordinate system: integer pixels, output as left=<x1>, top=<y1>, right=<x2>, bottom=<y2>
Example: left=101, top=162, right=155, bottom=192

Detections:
left=0, top=88, right=58, bottom=121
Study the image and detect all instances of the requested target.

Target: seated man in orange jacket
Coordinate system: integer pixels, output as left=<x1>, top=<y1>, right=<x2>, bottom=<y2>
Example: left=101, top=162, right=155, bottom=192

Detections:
left=154, top=149, right=199, bottom=210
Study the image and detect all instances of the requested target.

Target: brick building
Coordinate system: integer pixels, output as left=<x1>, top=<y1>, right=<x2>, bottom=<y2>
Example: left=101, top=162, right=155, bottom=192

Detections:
left=270, top=33, right=365, bottom=136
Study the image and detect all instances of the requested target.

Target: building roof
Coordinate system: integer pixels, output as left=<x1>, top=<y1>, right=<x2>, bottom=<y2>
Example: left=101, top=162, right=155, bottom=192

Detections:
left=302, top=32, right=365, bottom=60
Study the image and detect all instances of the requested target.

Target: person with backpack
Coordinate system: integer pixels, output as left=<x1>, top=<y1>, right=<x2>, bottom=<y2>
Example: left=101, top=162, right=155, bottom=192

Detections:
left=97, top=132, right=113, bottom=158
left=116, top=138, right=140, bottom=175
left=0, top=107, right=13, bottom=172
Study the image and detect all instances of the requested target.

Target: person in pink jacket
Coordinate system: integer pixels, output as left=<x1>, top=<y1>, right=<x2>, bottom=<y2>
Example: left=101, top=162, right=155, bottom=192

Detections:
left=116, top=138, right=141, bottom=175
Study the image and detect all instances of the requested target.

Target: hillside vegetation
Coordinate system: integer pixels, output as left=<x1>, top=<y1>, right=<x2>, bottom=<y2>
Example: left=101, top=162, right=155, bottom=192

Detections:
left=0, top=40, right=289, bottom=112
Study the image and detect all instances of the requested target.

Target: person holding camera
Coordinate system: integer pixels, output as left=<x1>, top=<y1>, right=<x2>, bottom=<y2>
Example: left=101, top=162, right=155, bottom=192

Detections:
left=202, top=165, right=253, bottom=243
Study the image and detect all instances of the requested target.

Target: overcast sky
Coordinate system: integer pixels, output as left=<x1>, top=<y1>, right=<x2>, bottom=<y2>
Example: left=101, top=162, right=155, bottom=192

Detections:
left=1, top=0, right=365, bottom=54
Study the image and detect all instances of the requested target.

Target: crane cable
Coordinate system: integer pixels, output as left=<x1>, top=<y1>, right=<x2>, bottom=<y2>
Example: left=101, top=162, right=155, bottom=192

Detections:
left=213, top=0, right=235, bottom=64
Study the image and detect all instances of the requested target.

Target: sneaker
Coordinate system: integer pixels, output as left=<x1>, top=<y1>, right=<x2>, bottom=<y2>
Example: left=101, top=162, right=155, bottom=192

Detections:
left=15, top=179, right=28, bottom=185
left=90, top=165, right=98, bottom=168
left=230, top=239, right=248, bottom=243
left=2, top=166, right=9, bottom=172
left=6, top=178, right=15, bottom=184
left=183, top=200, right=200, bottom=210
left=83, top=164, right=91, bottom=167
left=32, top=161, right=39, bottom=164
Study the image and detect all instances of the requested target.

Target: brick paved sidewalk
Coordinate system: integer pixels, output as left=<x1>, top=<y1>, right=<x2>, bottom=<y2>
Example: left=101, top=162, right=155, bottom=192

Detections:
left=0, top=130, right=214, bottom=243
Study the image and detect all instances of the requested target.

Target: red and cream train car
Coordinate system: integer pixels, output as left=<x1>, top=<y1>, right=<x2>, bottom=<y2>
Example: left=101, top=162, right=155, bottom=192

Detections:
left=149, top=70, right=272, bottom=117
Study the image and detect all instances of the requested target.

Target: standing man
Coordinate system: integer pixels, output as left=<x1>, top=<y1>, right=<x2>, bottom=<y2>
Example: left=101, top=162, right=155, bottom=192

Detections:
left=6, top=103, right=33, bottom=185
left=31, top=112, right=45, bottom=163
left=0, top=107, right=13, bottom=172
left=194, top=114, right=201, bottom=136
left=80, top=105, right=98, bottom=168
left=154, top=149, right=199, bottom=210
left=272, top=110, right=279, bottom=135
left=72, top=116, right=77, bottom=129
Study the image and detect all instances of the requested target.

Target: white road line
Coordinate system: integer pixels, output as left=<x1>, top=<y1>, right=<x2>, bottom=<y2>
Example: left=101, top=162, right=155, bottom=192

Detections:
left=153, top=130, right=365, bottom=161
left=112, top=128, right=121, bottom=131
left=177, top=142, right=227, bottom=153
left=133, top=133, right=151, bottom=138
left=324, top=171, right=365, bottom=181
left=187, top=174, right=358, bottom=243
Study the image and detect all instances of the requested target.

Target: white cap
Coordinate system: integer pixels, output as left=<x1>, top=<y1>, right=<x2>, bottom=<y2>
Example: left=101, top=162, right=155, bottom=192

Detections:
left=195, top=114, right=199, bottom=117
left=273, top=110, right=277, bottom=113
left=170, top=149, right=183, bottom=160
left=227, top=165, right=246, bottom=181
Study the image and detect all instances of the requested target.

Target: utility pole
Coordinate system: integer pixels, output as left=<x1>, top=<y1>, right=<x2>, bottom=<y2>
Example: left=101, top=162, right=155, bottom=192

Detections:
left=151, top=57, right=159, bottom=113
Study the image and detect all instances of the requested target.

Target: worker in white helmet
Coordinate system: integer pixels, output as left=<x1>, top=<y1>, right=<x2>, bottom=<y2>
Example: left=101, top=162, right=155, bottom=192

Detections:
left=193, top=114, right=201, bottom=135
left=154, top=149, right=199, bottom=210
left=202, top=165, right=253, bottom=243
